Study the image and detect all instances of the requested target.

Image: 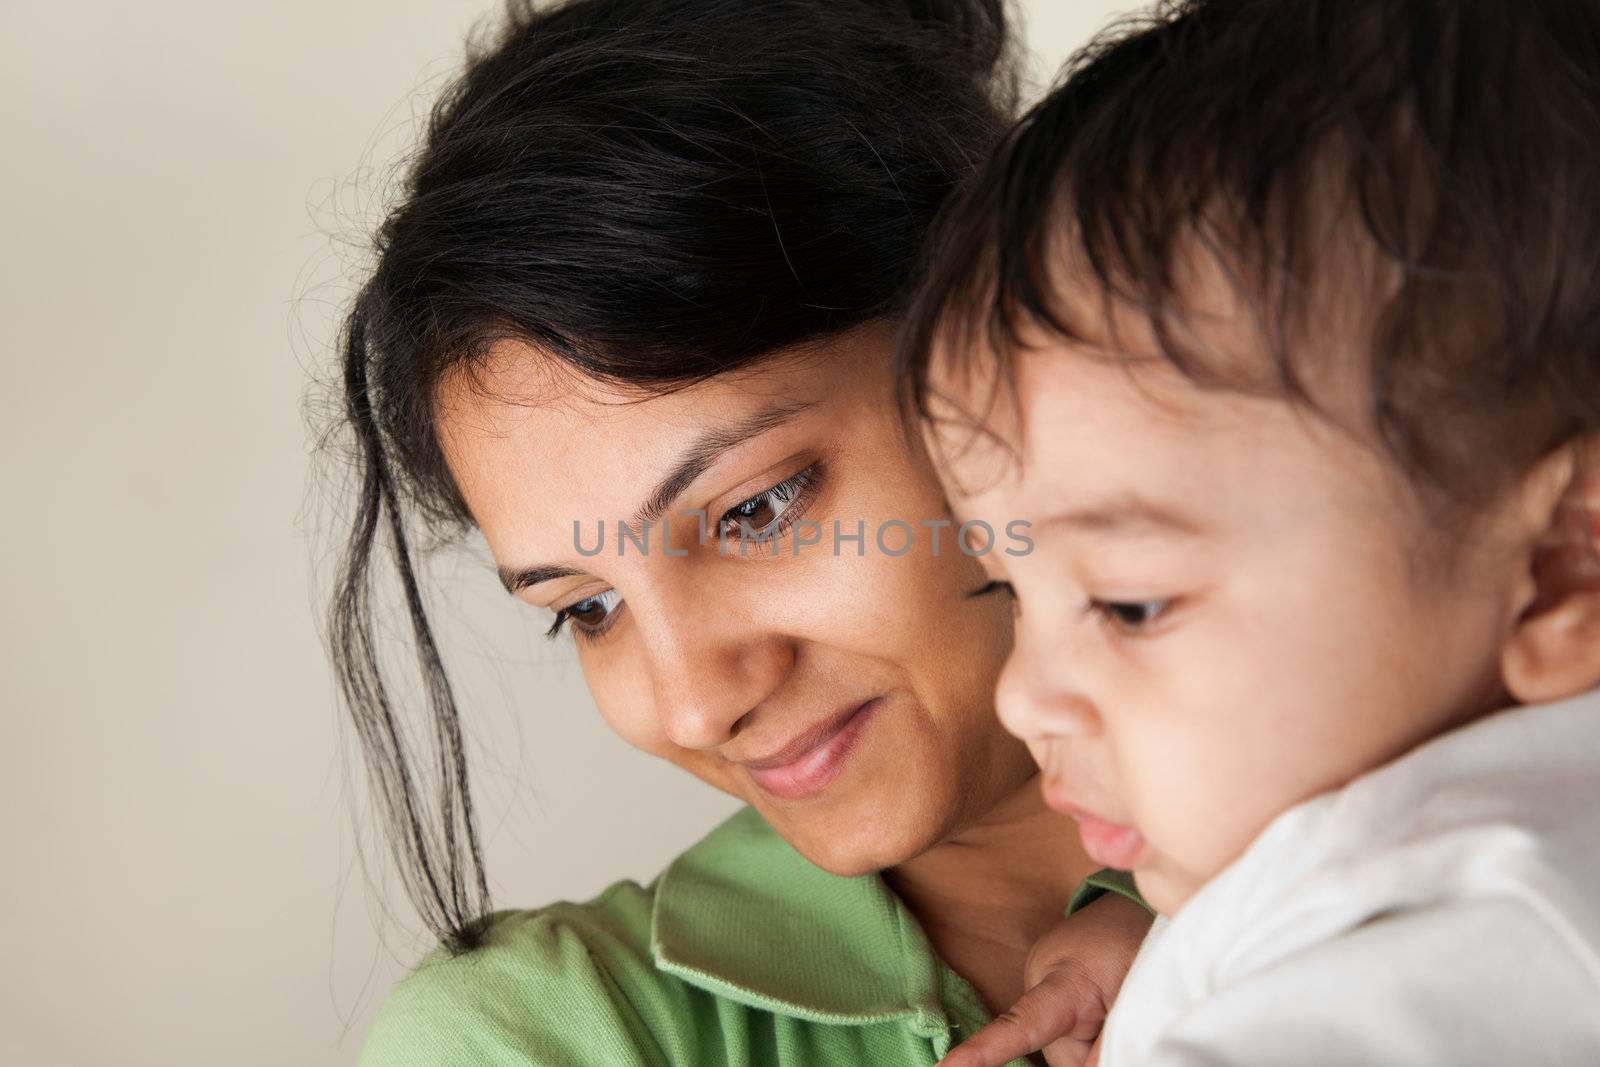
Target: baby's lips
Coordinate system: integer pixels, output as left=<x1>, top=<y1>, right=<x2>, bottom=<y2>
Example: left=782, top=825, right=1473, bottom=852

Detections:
left=1076, top=813, right=1147, bottom=869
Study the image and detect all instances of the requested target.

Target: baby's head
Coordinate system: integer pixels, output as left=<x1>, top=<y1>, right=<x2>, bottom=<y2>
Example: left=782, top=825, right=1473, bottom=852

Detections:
left=899, top=0, right=1600, bottom=915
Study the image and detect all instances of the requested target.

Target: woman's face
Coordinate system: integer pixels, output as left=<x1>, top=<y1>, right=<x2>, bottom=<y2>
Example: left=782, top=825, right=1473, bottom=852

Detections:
left=434, top=322, right=1034, bottom=875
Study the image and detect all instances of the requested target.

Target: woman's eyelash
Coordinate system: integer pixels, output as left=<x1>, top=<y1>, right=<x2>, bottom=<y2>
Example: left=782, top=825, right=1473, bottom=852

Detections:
left=965, top=579, right=1014, bottom=599
left=545, top=589, right=621, bottom=644
left=544, top=612, right=572, bottom=640
left=717, top=463, right=823, bottom=545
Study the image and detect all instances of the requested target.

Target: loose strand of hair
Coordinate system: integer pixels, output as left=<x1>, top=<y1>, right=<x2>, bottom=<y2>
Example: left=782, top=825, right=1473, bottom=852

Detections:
left=331, top=307, right=492, bottom=953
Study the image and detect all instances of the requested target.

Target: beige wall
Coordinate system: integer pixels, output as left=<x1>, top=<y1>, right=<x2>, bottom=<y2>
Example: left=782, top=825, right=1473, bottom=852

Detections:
left=0, top=2, right=1141, bottom=1064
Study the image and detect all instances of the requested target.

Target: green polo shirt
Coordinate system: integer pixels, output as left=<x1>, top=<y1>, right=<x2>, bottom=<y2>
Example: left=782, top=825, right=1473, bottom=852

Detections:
left=359, top=806, right=1141, bottom=1066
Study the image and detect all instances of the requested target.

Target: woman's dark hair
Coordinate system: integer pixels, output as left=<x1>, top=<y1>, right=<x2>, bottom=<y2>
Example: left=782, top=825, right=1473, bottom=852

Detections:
left=900, top=0, right=1600, bottom=519
left=328, top=0, right=1019, bottom=952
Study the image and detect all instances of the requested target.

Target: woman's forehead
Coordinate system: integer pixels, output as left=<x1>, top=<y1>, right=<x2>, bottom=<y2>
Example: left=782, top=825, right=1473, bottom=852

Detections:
left=436, top=325, right=890, bottom=426
left=432, top=328, right=895, bottom=550
left=435, top=338, right=842, bottom=453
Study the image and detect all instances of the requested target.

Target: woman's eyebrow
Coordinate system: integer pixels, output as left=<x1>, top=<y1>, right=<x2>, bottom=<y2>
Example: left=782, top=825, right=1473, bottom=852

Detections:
left=496, top=398, right=817, bottom=596
left=498, top=563, right=585, bottom=595
left=629, top=398, right=817, bottom=529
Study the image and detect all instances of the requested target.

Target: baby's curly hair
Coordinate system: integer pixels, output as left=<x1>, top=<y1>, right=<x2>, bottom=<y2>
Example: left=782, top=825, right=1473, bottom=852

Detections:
left=899, top=0, right=1600, bottom=524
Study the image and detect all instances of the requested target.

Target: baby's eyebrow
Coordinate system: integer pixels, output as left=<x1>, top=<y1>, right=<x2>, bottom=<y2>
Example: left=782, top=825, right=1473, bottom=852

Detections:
left=1036, top=493, right=1207, bottom=539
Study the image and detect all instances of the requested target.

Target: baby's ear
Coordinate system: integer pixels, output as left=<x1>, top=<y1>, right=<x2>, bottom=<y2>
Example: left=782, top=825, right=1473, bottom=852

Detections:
left=1501, top=434, right=1600, bottom=705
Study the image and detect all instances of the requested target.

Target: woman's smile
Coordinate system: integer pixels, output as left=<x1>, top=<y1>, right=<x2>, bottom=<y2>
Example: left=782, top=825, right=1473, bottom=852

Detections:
left=735, top=695, right=882, bottom=801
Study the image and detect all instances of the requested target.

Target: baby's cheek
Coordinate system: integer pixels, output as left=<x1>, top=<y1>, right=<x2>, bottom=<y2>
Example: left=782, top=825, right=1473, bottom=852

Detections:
left=1148, top=788, right=1283, bottom=911
left=1122, top=780, right=1233, bottom=910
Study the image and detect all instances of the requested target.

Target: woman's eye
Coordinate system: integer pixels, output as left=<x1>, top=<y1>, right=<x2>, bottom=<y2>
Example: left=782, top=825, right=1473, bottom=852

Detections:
left=546, top=589, right=621, bottom=642
left=965, top=579, right=1015, bottom=600
left=1091, top=598, right=1173, bottom=634
left=718, top=465, right=819, bottom=540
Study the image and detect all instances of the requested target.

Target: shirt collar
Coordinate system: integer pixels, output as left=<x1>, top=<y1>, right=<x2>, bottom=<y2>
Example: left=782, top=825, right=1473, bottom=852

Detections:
left=649, top=805, right=959, bottom=1028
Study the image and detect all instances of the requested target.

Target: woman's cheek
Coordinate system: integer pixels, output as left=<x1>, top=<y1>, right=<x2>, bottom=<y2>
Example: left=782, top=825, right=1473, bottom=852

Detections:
left=583, top=655, right=670, bottom=755
left=600, top=703, right=663, bottom=753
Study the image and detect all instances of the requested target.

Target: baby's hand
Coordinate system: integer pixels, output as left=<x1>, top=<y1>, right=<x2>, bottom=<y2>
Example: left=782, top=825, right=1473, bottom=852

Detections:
left=939, top=892, right=1151, bottom=1067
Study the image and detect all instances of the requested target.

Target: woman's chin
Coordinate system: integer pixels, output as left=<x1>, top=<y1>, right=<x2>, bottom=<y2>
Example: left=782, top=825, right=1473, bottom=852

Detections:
left=765, top=811, right=926, bottom=876
left=667, top=706, right=1025, bottom=877
left=746, top=783, right=960, bottom=877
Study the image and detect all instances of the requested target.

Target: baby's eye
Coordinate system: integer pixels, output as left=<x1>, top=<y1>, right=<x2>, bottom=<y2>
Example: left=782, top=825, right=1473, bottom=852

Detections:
left=1090, top=598, right=1173, bottom=634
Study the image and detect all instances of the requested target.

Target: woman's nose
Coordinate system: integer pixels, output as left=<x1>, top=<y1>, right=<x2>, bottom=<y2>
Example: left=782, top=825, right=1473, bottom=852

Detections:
left=642, top=600, right=795, bottom=751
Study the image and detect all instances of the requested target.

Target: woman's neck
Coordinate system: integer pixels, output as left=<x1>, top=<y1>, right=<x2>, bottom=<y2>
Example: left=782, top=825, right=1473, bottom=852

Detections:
left=883, top=775, right=1098, bottom=1016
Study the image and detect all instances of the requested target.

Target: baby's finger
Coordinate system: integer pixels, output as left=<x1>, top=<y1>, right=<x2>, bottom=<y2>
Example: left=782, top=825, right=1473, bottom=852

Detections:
left=938, top=970, right=1094, bottom=1067
left=1042, top=1033, right=1096, bottom=1067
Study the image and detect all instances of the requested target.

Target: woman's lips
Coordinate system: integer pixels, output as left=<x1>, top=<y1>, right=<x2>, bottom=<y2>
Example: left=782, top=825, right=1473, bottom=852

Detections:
left=741, top=697, right=880, bottom=801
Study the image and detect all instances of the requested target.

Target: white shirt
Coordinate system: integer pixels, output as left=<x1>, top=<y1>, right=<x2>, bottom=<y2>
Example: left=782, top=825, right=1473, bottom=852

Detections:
left=1099, top=689, right=1600, bottom=1066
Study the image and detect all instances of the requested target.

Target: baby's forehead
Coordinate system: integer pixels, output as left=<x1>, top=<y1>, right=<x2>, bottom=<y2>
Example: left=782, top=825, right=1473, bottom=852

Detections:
left=938, top=229, right=1384, bottom=454
left=932, top=333, right=1415, bottom=539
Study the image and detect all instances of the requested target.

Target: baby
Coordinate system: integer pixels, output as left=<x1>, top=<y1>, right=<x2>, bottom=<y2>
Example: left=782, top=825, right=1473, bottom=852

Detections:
left=898, top=1, right=1600, bottom=1064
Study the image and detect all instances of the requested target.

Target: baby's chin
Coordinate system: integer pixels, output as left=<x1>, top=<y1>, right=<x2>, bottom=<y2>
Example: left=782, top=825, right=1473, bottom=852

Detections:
left=1131, top=857, right=1207, bottom=917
